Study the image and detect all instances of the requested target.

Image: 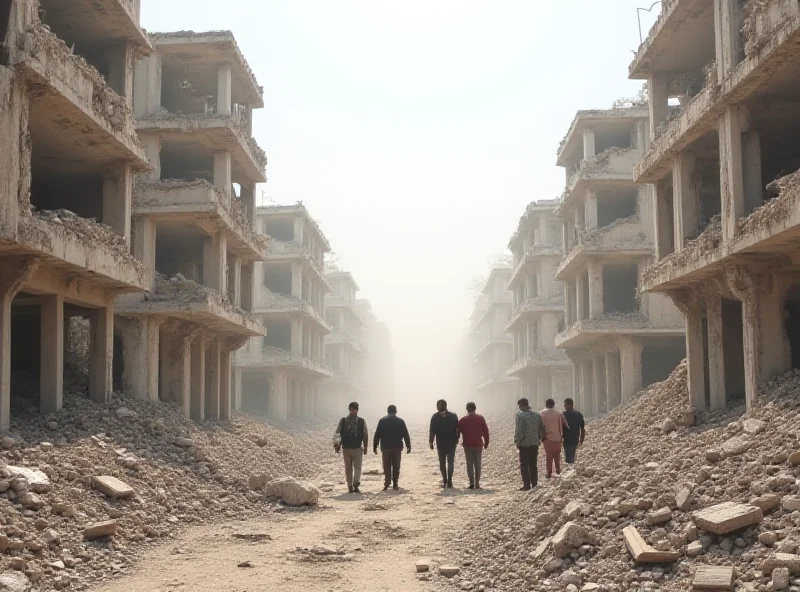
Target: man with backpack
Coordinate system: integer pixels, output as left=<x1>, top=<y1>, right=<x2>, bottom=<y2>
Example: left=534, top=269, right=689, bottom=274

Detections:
left=333, top=402, right=369, bottom=493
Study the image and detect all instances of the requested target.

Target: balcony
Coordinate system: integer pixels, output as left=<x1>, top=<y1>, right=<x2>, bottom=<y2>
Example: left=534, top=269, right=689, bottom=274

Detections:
left=116, top=276, right=265, bottom=337
left=133, top=181, right=267, bottom=261
left=266, top=241, right=329, bottom=286
left=555, top=313, right=683, bottom=349
left=235, top=347, right=332, bottom=378
left=472, top=335, right=514, bottom=363
left=556, top=221, right=653, bottom=280
left=254, top=293, right=330, bottom=332
left=326, top=330, right=366, bottom=355
left=506, top=297, right=565, bottom=331
left=563, top=148, right=639, bottom=207
left=508, top=244, right=563, bottom=289
left=38, top=0, right=150, bottom=51
left=507, top=349, right=571, bottom=377
left=14, top=25, right=146, bottom=167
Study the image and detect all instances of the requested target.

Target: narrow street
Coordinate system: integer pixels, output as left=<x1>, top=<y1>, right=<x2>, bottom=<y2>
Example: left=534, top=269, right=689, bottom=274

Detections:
left=94, top=443, right=509, bottom=592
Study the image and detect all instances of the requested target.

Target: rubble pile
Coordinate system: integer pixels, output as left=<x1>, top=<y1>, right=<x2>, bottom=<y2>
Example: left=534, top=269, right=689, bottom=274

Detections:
left=737, top=170, right=800, bottom=237
left=450, top=362, right=800, bottom=591
left=0, top=391, right=328, bottom=590
left=642, top=216, right=722, bottom=286
left=31, top=209, right=133, bottom=260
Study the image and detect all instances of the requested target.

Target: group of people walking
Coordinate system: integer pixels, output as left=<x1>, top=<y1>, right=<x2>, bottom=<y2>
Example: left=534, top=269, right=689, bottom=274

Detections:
left=332, top=397, right=585, bottom=493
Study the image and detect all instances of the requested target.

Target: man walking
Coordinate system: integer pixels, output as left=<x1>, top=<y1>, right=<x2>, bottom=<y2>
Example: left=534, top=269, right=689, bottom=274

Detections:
left=562, top=398, right=586, bottom=464
left=458, top=402, right=489, bottom=489
left=540, top=398, right=569, bottom=478
left=514, top=397, right=545, bottom=491
left=333, top=402, right=369, bottom=494
left=373, top=405, right=411, bottom=491
left=429, top=399, right=459, bottom=488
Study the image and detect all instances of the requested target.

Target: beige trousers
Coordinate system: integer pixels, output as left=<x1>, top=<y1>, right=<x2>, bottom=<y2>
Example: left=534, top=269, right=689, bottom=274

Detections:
left=342, top=448, right=363, bottom=488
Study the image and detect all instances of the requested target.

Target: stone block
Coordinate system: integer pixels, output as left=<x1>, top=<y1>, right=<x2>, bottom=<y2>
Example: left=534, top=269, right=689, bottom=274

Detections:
left=693, top=502, right=763, bottom=535
left=92, top=476, right=134, bottom=499
left=692, top=565, right=735, bottom=590
left=83, top=520, right=118, bottom=540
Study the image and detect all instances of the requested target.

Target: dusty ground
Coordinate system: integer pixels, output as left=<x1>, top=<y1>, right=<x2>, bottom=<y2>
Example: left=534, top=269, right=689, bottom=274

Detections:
left=92, top=439, right=522, bottom=592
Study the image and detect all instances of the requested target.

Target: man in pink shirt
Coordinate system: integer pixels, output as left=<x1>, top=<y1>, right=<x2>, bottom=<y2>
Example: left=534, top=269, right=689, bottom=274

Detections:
left=540, top=398, right=569, bottom=478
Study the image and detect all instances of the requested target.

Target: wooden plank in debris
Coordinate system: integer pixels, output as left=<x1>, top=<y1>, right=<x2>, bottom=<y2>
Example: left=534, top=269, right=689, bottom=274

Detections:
left=692, top=565, right=735, bottom=590
left=622, top=526, right=680, bottom=563
left=92, top=476, right=135, bottom=499
left=692, top=502, right=763, bottom=535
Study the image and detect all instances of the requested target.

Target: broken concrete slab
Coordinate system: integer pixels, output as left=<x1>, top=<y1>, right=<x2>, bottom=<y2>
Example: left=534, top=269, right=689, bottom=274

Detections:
left=721, top=435, right=751, bottom=456
left=622, top=526, right=680, bottom=563
left=92, top=476, right=135, bottom=499
left=5, top=466, right=51, bottom=493
left=646, top=507, right=673, bottom=526
left=693, top=502, right=763, bottom=535
left=762, top=553, right=800, bottom=575
left=742, top=418, right=766, bottom=435
left=553, top=522, right=592, bottom=559
left=83, top=520, right=118, bottom=540
left=692, top=565, right=735, bottom=590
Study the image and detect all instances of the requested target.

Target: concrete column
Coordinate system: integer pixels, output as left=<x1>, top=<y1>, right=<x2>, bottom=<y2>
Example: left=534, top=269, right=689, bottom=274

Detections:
left=118, top=317, right=161, bottom=401
left=217, top=63, right=233, bottom=115
left=580, top=359, right=593, bottom=417
left=203, top=233, right=228, bottom=293
left=583, top=128, right=596, bottom=160
left=102, top=164, right=133, bottom=248
left=741, top=296, right=760, bottom=411
left=743, top=130, right=762, bottom=215
left=161, top=329, right=192, bottom=416
left=132, top=217, right=157, bottom=291
left=619, top=338, right=643, bottom=403
left=107, top=43, right=134, bottom=104
left=706, top=293, right=726, bottom=410
left=585, top=190, right=598, bottom=231
left=205, top=339, right=221, bottom=421
left=133, top=52, right=161, bottom=118
left=140, top=136, right=161, bottom=181
left=685, top=305, right=707, bottom=411
left=572, top=363, right=581, bottom=411
left=719, top=106, right=747, bottom=241
left=592, top=355, right=606, bottom=416
left=272, top=372, right=288, bottom=421
left=653, top=182, right=674, bottom=260
left=0, top=289, right=13, bottom=432
left=588, top=260, right=604, bottom=319
left=234, top=368, right=243, bottom=411
left=213, top=150, right=232, bottom=202
left=293, top=217, right=304, bottom=244
left=605, top=350, right=621, bottom=411
left=714, top=0, right=744, bottom=80
left=241, top=182, right=256, bottom=227
left=241, top=263, right=254, bottom=312
left=39, top=295, right=64, bottom=415
left=648, top=73, right=670, bottom=140
left=576, top=275, right=587, bottom=322
left=673, top=152, right=699, bottom=251
left=231, top=257, right=242, bottom=307
left=291, top=263, right=302, bottom=298
left=291, top=318, right=302, bottom=355
left=89, top=305, right=113, bottom=403
left=190, top=336, right=207, bottom=422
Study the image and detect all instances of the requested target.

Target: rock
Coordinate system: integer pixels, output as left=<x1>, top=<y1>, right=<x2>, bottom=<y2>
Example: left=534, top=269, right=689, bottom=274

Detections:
left=752, top=494, right=782, bottom=513
left=789, top=451, right=800, bottom=466
left=173, top=437, right=194, bottom=448
left=41, top=529, right=60, bottom=546
left=742, top=419, right=766, bottom=435
left=83, top=520, right=118, bottom=540
left=722, top=435, right=751, bottom=456
left=48, top=561, right=65, bottom=571
left=20, top=492, right=45, bottom=510
left=676, top=484, right=695, bottom=511
left=249, top=474, right=269, bottom=491
left=706, top=449, right=723, bottom=463
left=0, top=535, right=8, bottom=552
left=762, top=553, right=800, bottom=575
left=687, top=541, right=703, bottom=557
left=92, top=475, right=135, bottom=499
left=559, top=570, right=582, bottom=586
left=263, top=477, right=320, bottom=507
left=1, top=436, right=16, bottom=449
left=416, top=559, right=431, bottom=573
left=760, top=532, right=778, bottom=547
left=782, top=497, right=800, bottom=512
left=646, top=507, right=673, bottom=526
left=553, top=522, right=591, bottom=559
left=237, top=561, right=253, bottom=568
left=115, top=407, right=138, bottom=419
left=5, top=466, right=51, bottom=493
left=581, top=585, right=601, bottom=592
left=773, top=567, right=790, bottom=590
left=661, top=419, right=676, bottom=434
left=564, top=501, right=583, bottom=520
left=0, top=572, right=32, bottom=592
left=7, top=558, right=25, bottom=571
left=693, top=502, right=763, bottom=534
left=644, top=462, right=659, bottom=471
left=440, top=566, right=460, bottom=578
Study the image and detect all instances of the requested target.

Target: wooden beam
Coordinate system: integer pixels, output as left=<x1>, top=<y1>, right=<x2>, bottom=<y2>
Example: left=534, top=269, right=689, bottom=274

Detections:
left=622, top=526, right=680, bottom=563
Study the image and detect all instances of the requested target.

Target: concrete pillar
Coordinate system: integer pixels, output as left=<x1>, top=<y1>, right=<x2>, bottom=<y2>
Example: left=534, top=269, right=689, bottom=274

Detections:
left=203, top=233, right=227, bottom=293
left=741, top=296, right=760, bottom=411
left=719, top=106, right=747, bottom=241
left=161, top=329, right=192, bottom=416
left=234, top=368, right=243, bottom=411
left=132, top=217, right=157, bottom=291
left=140, top=136, right=161, bottom=182
left=102, top=164, right=133, bottom=248
left=685, top=305, right=707, bottom=411
left=585, top=190, right=598, bottom=231
left=648, top=73, right=670, bottom=140
left=653, top=182, right=674, bottom=260
left=133, top=52, right=161, bottom=118
left=205, top=339, right=221, bottom=421
left=588, top=260, right=604, bottom=319
left=190, top=336, right=207, bottom=422
left=605, top=350, right=621, bottom=411
left=39, top=295, right=64, bottom=415
left=231, top=257, right=242, bottom=307
left=291, top=263, right=302, bottom=298
left=758, top=281, right=790, bottom=383
left=743, top=130, right=762, bottom=215
left=89, top=305, right=113, bottom=403
left=583, top=128, right=596, bottom=160
left=291, top=318, right=302, bottom=355
left=619, top=338, right=643, bottom=403
left=241, top=263, right=254, bottom=312
left=118, top=317, right=161, bottom=401
left=0, top=288, right=13, bottom=432
left=241, top=183, right=256, bottom=227
left=217, top=63, right=233, bottom=115
left=107, top=43, right=134, bottom=104
left=706, top=293, right=726, bottom=410
left=272, top=372, right=288, bottom=421
left=580, top=359, right=593, bottom=417
left=576, top=275, right=587, bottom=322
left=673, top=152, right=699, bottom=251
left=593, top=354, right=606, bottom=416
left=714, top=0, right=744, bottom=80
left=213, top=150, right=232, bottom=202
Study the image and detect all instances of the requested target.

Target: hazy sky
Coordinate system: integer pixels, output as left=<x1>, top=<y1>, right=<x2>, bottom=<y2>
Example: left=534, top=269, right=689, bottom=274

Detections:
left=142, top=1, right=657, bottom=406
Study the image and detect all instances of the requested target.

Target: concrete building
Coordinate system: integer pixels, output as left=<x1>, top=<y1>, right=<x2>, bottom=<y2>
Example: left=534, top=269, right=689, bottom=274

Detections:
left=113, top=31, right=267, bottom=422
left=471, top=266, right=517, bottom=412
left=555, top=107, right=685, bottom=416
left=630, top=0, right=800, bottom=412
left=506, top=200, right=572, bottom=410
left=355, top=298, right=395, bottom=407
left=235, top=204, right=332, bottom=421
left=323, top=269, right=367, bottom=415
left=0, top=0, right=154, bottom=430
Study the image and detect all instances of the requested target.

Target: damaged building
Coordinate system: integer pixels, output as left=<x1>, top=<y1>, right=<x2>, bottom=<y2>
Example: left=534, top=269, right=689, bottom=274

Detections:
left=234, top=205, right=332, bottom=421
left=0, top=0, right=154, bottom=431
left=555, top=108, right=686, bottom=416
left=506, top=200, right=572, bottom=410
left=322, top=268, right=367, bottom=415
left=470, top=265, right=518, bottom=412
left=630, top=0, right=800, bottom=411
left=114, top=30, right=267, bottom=422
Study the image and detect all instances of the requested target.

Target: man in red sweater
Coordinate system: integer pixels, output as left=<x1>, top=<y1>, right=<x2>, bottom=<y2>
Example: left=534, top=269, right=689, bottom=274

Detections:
left=458, top=402, right=490, bottom=489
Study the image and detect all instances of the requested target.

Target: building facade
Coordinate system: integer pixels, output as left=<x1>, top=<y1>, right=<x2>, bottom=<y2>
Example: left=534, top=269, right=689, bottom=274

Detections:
left=555, top=108, right=685, bottom=416
left=506, top=200, right=572, bottom=410
left=235, top=204, right=332, bottom=421
left=631, top=0, right=800, bottom=412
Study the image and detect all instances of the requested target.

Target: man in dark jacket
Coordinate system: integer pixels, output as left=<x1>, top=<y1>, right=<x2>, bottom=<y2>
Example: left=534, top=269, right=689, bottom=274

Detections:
left=562, top=398, right=586, bottom=464
left=373, top=405, right=411, bottom=491
left=429, top=399, right=460, bottom=488
left=334, top=402, right=369, bottom=494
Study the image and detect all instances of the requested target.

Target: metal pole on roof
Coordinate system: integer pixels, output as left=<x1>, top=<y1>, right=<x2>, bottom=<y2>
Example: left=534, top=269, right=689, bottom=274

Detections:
left=636, top=2, right=662, bottom=45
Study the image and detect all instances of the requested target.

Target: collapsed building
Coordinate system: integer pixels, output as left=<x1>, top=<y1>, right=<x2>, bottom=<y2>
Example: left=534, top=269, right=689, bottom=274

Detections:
left=234, top=205, right=332, bottom=421
left=0, top=0, right=154, bottom=431
left=322, top=268, right=367, bottom=415
left=469, top=266, right=518, bottom=412
left=555, top=108, right=686, bottom=416
left=114, top=31, right=267, bottom=422
left=630, top=0, right=800, bottom=412
left=506, top=200, right=572, bottom=410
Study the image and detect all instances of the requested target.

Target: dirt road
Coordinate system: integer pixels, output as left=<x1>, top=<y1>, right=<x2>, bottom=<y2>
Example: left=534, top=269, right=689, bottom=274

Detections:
left=94, top=444, right=514, bottom=592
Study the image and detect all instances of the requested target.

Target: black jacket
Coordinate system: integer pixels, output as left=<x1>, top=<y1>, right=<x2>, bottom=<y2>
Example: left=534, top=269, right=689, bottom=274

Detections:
left=373, top=415, right=411, bottom=451
left=429, top=411, right=459, bottom=449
